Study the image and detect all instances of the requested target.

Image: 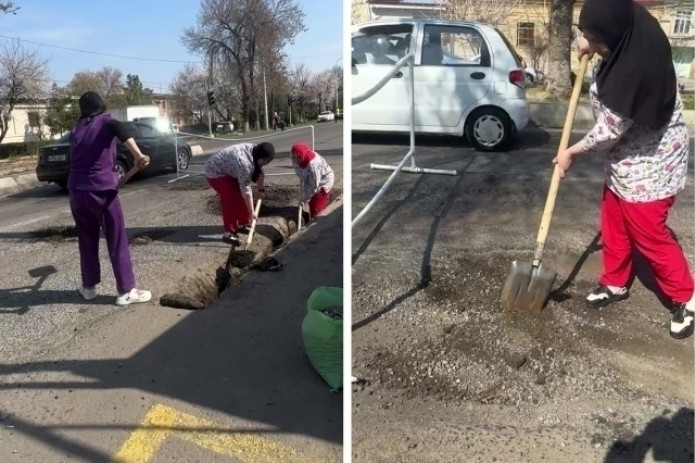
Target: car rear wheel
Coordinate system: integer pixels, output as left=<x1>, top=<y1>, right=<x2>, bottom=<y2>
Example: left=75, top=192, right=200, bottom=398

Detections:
left=465, top=108, right=513, bottom=152
left=177, top=147, right=191, bottom=171
left=115, top=160, right=128, bottom=183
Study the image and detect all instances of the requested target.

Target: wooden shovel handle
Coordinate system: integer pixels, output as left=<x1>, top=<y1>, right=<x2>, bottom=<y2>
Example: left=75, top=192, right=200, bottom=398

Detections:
left=533, top=54, right=590, bottom=262
left=297, top=180, right=303, bottom=232
left=246, top=199, right=262, bottom=248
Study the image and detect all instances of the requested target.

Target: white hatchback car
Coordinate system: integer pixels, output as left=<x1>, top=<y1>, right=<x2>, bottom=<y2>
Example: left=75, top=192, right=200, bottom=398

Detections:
left=318, top=111, right=335, bottom=122
left=352, top=19, right=530, bottom=151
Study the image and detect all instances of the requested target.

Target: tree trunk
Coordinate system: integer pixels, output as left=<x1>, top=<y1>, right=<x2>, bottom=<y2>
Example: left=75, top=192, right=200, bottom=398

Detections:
left=544, top=0, right=575, bottom=100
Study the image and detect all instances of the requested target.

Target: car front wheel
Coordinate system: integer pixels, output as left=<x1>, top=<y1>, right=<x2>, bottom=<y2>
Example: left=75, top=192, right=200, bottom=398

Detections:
left=465, top=108, right=513, bottom=152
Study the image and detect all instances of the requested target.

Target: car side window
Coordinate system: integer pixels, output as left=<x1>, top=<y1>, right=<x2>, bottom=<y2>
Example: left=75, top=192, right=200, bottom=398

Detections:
left=421, top=25, right=490, bottom=68
left=352, top=24, right=413, bottom=66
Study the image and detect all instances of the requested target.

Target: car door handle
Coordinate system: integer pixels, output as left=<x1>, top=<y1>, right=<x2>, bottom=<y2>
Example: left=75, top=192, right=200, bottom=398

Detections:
left=470, top=72, right=486, bottom=80
left=393, top=72, right=403, bottom=78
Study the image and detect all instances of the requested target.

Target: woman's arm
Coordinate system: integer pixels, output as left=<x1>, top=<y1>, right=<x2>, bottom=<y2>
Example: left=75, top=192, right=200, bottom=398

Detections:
left=106, top=120, right=149, bottom=167
left=579, top=107, right=633, bottom=154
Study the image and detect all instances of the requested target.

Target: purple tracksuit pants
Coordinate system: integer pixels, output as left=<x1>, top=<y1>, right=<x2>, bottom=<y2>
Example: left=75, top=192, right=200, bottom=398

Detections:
left=69, top=189, right=135, bottom=294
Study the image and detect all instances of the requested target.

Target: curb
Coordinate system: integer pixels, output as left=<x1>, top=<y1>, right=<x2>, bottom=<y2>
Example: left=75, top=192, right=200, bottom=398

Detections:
left=529, top=101, right=695, bottom=131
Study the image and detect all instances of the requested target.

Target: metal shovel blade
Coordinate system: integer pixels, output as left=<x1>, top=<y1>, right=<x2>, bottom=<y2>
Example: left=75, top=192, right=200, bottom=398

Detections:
left=501, top=260, right=557, bottom=312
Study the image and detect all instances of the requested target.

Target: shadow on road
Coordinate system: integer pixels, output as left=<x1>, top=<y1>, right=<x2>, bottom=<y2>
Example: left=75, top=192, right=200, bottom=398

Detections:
left=604, top=408, right=694, bottom=463
left=0, top=209, right=343, bottom=461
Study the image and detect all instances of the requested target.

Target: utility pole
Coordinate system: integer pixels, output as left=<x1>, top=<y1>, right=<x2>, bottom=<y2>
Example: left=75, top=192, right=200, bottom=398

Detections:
left=206, top=50, right=214, bottom=138
left=263, top=65, right=269, bottom=131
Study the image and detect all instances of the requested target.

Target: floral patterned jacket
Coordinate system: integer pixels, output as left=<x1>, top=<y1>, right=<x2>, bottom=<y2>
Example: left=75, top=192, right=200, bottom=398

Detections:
left=292, top=152, right=334, bottom=203
left=204, top=143, right=255, bottom=197
left=580, top=62, right=689, bottom=203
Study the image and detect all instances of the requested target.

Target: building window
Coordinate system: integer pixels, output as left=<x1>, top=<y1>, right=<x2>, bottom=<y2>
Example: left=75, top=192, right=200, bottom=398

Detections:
left=673, top=10, right=693, bottom=36
left=517, top=22, right=535, bottom=48
left=27, top=111, right=40, bottom=128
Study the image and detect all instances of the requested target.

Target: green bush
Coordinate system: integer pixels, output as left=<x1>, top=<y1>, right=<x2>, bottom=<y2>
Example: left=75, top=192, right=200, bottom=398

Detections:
left=0, top=140, right=53, bottom=161
left=682, top=92, right=694, bottom=111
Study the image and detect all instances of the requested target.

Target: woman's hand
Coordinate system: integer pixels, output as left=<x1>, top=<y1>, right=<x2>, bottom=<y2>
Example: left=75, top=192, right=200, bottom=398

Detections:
left=552, top=148, right=573, bottom=178
left=137, top=154, right=150, bottom=169
left=577, top=35, right=594, bottom=61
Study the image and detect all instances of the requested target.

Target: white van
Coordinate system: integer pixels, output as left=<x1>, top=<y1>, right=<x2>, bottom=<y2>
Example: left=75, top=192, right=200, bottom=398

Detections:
left=352, top=19, right=530, bottom=151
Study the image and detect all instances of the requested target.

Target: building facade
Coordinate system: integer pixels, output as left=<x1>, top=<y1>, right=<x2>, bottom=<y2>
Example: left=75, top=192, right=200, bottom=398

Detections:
left=352, top=0, right=695, bottom=78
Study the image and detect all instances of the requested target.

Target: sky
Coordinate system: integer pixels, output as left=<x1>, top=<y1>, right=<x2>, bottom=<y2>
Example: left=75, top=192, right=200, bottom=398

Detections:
left=0, top=0, right=343, bottom=94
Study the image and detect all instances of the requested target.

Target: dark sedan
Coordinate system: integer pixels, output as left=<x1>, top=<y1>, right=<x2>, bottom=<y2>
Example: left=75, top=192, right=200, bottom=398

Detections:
left=36, top=121, right=192, bottom=189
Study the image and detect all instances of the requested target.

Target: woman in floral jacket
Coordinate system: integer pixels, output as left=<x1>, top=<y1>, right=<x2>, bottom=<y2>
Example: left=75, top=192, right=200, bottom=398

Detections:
left=290, top=142, right=334, bottom=219
left=553, top=0, right=693, bottom=339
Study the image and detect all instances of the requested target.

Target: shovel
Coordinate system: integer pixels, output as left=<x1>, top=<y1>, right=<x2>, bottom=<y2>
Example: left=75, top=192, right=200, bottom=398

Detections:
left=500, top=54, right=590, bottom=312
left=118, top=155, right=150, bottom=188
left=297, top=180, right=304, bottom=232
left=245, top=199, right=262, bottom=250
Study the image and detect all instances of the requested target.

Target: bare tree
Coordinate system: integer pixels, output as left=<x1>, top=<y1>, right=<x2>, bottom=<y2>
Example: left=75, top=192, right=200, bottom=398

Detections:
left=289, top=63, right=311, bottom=121
left=0, top=1, right=19, bottom=14
left=441, top=0, right=523, bottom=25
left=95, top=66, right=124, bottom=100
left=544, top=0, right=575, bottom=99
left=182, top=0, right=305, bottom=131
left=0, top=40, right=49, bottom=143
left=170, top=64, right=208, bottom=125
left=68, top=71, right=102, bottom=96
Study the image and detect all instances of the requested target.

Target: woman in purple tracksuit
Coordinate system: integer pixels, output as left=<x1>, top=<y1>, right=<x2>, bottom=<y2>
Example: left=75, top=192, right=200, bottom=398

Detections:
left=69, top=92, right=151, bottom=306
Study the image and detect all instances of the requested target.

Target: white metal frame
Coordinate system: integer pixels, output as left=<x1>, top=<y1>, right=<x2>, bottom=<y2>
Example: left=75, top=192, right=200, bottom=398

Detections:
left=351, top=52, right=457, bottom=228
left=168, top=125, right=316, bottom=184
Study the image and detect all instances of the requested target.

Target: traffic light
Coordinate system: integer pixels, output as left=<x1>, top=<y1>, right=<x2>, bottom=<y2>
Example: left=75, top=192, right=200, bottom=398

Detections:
left=207, top=91, right=215, bottom=106
left=287, top=95, right=293, bottom=105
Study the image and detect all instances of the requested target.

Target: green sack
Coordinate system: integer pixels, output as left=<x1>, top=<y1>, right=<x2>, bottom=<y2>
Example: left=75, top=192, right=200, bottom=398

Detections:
left=302, top=286, right=343, bottom=391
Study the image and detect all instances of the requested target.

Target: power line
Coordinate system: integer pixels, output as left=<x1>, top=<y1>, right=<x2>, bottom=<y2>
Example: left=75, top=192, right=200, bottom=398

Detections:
left=0, top=34, right=341, bottom=64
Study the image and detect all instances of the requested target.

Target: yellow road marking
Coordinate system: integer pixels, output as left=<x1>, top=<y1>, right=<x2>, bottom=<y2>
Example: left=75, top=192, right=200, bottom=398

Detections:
left=111, top=404, right=324, bottom=463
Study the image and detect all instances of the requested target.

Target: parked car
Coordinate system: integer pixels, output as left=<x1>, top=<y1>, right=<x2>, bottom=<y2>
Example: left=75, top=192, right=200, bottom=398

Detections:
left=36, top=121, right=193, bottom=189
left=317, top=111, right=335, bottom=122
left=335, top=109, right=343, bottom=121
left=351, top=19, right=530, bottom=151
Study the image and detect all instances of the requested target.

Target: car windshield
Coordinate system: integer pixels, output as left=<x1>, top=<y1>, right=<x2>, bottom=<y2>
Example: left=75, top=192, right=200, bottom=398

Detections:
left=56, top=133, right=71, bottom=143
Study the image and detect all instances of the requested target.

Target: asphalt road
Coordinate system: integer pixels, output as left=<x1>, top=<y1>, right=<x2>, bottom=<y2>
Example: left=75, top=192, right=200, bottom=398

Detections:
left=0, top=123, right=343, bottom=228
left=351, top=127, right=694, bottom=462
left=0, top=122, right=344, bottom=463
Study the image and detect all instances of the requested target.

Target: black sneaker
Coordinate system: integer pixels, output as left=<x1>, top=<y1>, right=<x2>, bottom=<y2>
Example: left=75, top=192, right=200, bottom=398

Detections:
left=670, top=303, right=694, bottom=339
left=585, top=284, right=629, bottom=309
left=222, top=233, right=241, bottom=246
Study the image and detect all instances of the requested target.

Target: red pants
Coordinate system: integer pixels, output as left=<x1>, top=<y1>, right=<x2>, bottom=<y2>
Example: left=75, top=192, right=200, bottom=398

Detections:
left=600, top=186, right=694, bottom=303
left=207, top=176, right=250, bottom=233
left=309, top=188, right=330, bottom=217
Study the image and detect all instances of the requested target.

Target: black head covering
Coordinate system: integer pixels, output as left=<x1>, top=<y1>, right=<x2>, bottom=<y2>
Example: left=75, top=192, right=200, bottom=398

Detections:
left=579, top=0, right=677, bottom=130
left=78, top=91, right=107, bottom=119
left=251, top=142, right=275, bottom=182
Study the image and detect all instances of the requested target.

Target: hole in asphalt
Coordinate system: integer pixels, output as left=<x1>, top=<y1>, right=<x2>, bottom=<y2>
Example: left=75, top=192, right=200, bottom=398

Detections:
left=29, top=226, right=78, bottom=242
left=129, top=229, right=176, bottom=245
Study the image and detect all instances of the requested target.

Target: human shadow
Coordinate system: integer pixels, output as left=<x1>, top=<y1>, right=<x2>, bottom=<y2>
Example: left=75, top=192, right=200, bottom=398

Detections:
left=604, top=408, right=694, bottom=463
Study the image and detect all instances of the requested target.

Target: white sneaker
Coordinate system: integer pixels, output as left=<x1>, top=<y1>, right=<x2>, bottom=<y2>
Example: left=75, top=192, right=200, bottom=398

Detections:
left=116, top=288, right=152, bottom=306
left=78, top=286, right=97, bottom=301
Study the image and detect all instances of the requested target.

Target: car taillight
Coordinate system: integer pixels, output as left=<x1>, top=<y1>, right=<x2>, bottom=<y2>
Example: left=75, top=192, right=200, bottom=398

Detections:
left=509, top=70, right=526, bottom=88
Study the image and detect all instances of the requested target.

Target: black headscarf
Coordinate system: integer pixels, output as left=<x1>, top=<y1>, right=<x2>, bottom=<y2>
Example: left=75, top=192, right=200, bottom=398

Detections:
left=251, top=142, right=275, bottom=182
left=78, top=91, right=107, bottom=119
left=579, top=0, right=677, bottom=130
